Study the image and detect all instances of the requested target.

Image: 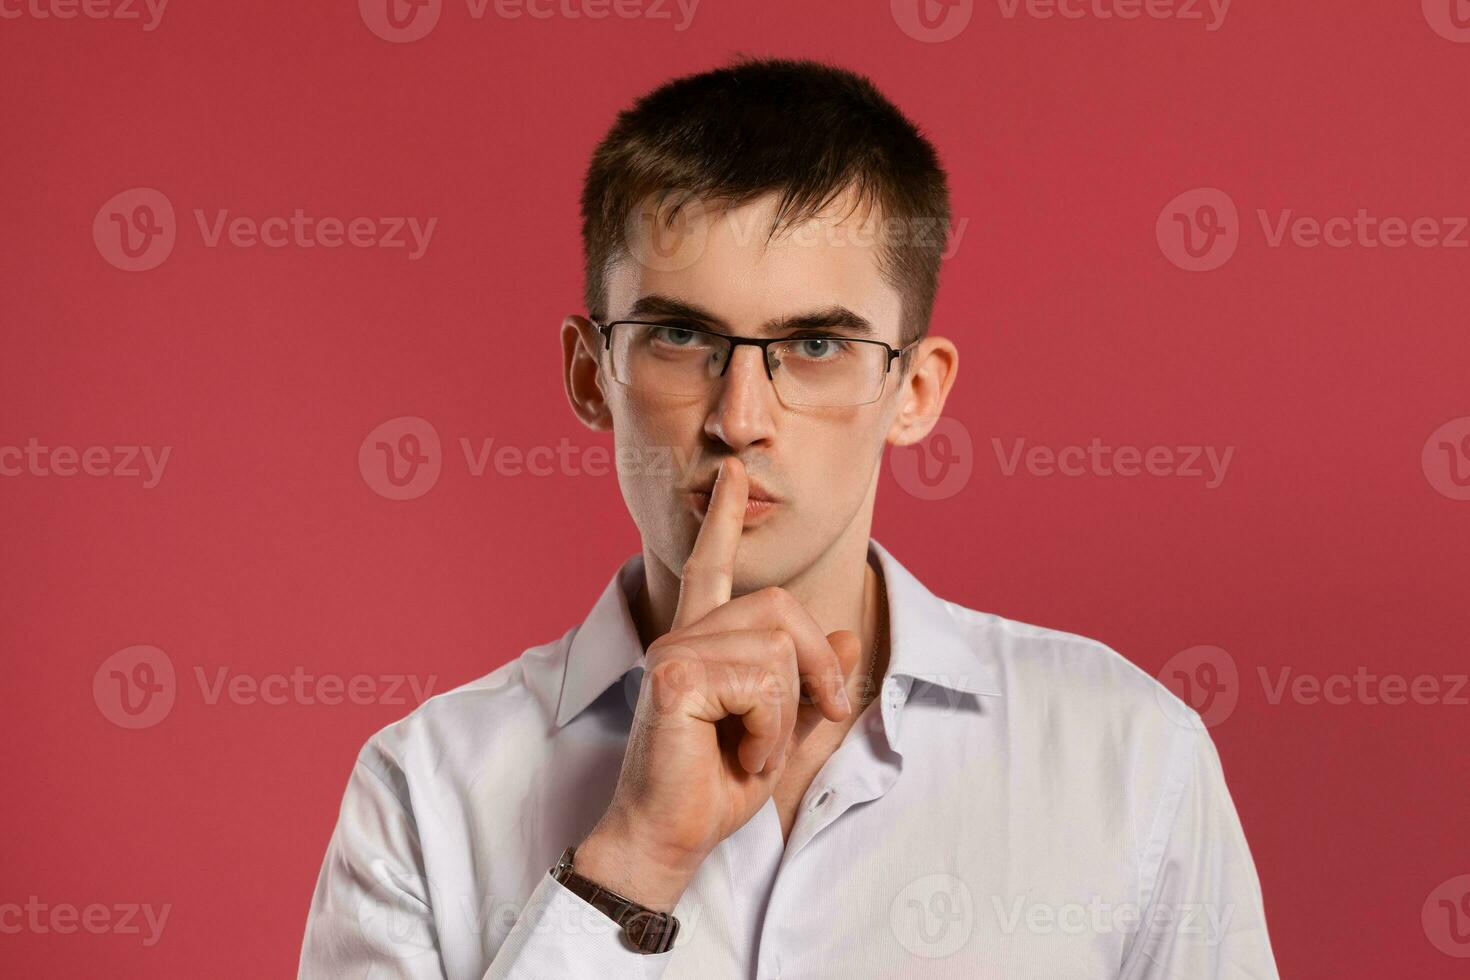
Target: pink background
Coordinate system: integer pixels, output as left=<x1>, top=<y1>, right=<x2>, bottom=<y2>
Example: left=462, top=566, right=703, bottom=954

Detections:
left=4, top=0, right=1469, bottom=976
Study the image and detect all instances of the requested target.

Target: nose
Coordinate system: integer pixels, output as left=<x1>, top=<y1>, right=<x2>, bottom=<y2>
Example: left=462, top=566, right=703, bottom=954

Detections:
left=704, top=343, right=777, bottom=451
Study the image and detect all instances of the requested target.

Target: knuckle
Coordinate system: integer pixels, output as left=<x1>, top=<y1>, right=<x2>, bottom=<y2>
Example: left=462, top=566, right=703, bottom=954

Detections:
left=764, top=628, right=796, bottom=658
left=757, top=670, right=788, bottom=705
left=709, top=660, right=740, bottom=690
left=760, top=585, right=797, bottom=615
left=645, top=650, right=703, bottom=695
left=645, top=638, right=686, bottom=668
left=715, top=662, right=760, bottom=706
left=740, top=663, right=770, bottom=698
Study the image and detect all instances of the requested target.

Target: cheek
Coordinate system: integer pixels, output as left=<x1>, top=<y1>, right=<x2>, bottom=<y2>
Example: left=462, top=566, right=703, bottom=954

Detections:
left=609, top=395, right=702, bottom=500
left=789, top=421, right=886, bottom=508
left=809, top=453, right=866, bottom=509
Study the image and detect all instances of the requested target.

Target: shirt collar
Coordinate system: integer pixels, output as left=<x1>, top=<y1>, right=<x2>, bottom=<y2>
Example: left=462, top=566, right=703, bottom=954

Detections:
left=554, top=537, right=1005, bottom=729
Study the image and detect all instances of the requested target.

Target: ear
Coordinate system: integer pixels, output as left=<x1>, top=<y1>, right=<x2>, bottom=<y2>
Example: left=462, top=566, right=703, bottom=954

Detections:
left=885, top=336, right=959, bottom=446
left=562, top=315, right=613, bottom=432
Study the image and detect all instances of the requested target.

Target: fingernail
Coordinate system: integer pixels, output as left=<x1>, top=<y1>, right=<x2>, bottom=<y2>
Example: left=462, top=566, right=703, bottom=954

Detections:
left=837, top=686, right=852, bottom=714
left=715, top=459, right=727, bottom=484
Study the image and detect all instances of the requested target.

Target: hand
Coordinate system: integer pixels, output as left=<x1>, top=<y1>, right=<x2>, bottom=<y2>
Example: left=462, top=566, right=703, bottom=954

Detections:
left=576, top=457, right=861, bottom=911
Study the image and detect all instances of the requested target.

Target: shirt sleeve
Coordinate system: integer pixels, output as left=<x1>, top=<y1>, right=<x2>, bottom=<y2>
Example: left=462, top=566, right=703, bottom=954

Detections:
left=298, top=751, right=677, bottom=980
left=1119, top=718, right=1281, bottom=980
left=484, top=871, right=676, bottom=980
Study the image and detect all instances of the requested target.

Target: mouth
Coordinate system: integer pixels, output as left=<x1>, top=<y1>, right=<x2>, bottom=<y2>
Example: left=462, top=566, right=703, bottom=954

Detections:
left=686, top=489, right=780, bottom=524
left=685, top=472, right=781, bottom=525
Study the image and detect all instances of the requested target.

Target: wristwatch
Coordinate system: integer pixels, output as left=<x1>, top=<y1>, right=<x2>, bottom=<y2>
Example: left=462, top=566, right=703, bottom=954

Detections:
left=549, top=844, right=681, bottom=954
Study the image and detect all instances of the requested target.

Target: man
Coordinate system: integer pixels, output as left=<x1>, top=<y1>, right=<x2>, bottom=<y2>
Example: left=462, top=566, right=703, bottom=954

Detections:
left=300, top=57, right=1280, bottom=978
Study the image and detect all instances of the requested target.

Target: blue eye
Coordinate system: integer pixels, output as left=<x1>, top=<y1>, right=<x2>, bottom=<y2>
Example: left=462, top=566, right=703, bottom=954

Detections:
left=649, top=324, right=708, bottom=347
left=788, top=337, right=850, bottom=360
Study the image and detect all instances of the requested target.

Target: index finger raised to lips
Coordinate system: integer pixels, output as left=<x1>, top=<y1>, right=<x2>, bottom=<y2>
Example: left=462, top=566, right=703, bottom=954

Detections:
left=671, top=457, right=851, bottom=722
left=672, top=456, right=748, bottom=631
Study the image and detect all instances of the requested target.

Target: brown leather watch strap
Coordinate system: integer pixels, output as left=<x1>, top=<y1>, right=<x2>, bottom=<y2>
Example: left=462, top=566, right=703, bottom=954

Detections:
left=549, top=844, right=681, bottom=954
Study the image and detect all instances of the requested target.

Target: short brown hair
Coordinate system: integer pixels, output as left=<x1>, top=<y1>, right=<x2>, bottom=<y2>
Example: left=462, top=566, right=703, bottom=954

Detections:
left=579, top=56, right=952, bottom=347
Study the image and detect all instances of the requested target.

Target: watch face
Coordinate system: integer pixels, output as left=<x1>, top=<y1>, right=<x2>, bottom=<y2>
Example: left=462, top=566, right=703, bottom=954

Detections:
left=622, top=909, right=676, bottom=953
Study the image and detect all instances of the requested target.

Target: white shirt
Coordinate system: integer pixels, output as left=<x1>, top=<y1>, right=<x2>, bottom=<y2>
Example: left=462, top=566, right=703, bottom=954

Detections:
left=299, top=538, right=1279, bottom=979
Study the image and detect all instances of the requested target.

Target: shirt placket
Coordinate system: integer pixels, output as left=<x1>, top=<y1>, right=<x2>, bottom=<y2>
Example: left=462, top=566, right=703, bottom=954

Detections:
left=742, top=681, right=907, bottom=979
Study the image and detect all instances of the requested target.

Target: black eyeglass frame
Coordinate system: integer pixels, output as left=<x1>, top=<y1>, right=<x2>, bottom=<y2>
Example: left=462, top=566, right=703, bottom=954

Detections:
left=591, top=318, right=916, bottom=406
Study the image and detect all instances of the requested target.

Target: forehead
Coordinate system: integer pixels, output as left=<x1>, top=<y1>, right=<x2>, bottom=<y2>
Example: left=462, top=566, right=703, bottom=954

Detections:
left=606, top=187, right=903, bottom=344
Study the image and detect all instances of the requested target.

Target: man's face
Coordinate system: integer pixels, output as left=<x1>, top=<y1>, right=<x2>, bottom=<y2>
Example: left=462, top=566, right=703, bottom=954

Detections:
left=589, top=188, right=911, bottom=591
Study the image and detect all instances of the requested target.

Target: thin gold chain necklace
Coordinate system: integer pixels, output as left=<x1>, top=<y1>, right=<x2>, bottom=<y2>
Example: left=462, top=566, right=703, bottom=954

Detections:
left=862, top=571, right=887, bottom=705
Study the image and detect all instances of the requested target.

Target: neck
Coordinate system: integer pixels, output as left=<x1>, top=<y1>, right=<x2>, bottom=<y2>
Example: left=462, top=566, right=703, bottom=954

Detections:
left=630, top=532, right=889, bottom=696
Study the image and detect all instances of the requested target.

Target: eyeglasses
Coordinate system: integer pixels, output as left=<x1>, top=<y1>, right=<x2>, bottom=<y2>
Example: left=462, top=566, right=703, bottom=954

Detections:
left=593, top=319, right=913, bottom=408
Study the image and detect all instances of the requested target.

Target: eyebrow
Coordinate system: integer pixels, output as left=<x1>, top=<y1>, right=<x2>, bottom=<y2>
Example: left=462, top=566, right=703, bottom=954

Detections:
left=623, top=294, right=877, bottom=338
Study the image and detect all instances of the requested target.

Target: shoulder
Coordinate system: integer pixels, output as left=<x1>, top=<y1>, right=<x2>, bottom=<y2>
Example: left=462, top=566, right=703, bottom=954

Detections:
left=349, top=628, right=573, bottom=798
left=941, top=602, right=1221, bottom=854
left=944, top=599, right=1209, bottom=753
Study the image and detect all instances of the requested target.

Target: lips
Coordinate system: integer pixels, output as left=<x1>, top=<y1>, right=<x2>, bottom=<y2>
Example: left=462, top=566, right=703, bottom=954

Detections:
left=688, top=471, right=779, bottom=503
left=686, top=486, right=780, bottom=525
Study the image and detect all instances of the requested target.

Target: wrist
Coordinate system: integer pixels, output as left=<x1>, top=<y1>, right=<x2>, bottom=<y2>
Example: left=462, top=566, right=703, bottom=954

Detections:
left=574, top=820, right=703, bottom=913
